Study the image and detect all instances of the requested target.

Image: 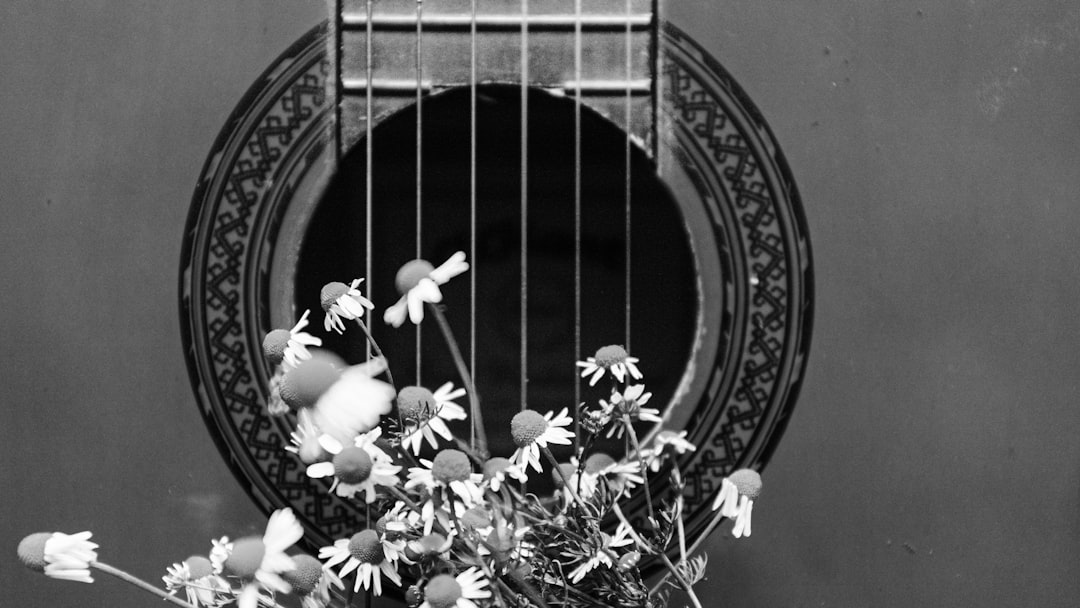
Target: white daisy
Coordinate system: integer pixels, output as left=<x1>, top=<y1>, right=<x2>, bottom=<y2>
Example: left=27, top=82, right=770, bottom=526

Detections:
left=209, top=537, right=232, bottom=575
left=404, top=532, right=455, bottom=562
left=163, top=556, right=231, bottom=608
left=508, top=408, right=575, bottom=473
left=321, top=279, right=375, bottom=334
left=373, top=504, right=412, bottom=563
left=575, top=344, right=643, bottom=386
left=306, top=428, right=401, bottom=503
left=712, top=468, right=762, bottom=538
left=419, top=568, right=491, bottom=608
left=642, top=429, right=697, bottom=472
left=405, top=449, right=485, bottom=509
left=312, top=357, right=395, bottom=441
left=285, top=409, right=329, bottom=464
left=263, top=309, right=323, bottom=369
left=397, top=382, right=468, bottom=455
left=320, top=530, right=402, bottom=596
left=223, top=508, right=304, bottom=608
left=282, top=554, right=343, bottom=608
left=603, top=383, right=661, bottom=438
left=474, top=516, right=532, bottom=563
left=578, top=453, right=644, bottom=498
left=278, top=351, right=346, bottom=412
left=481, top=457, right=528, bottom=492
left=17, top=531, right=98, bottom=584
left=566, top=520, right=635, bottom=583
left=383, top=252, right=469, bottom=327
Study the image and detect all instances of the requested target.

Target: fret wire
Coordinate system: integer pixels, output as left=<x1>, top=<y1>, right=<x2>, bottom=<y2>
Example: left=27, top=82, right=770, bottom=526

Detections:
left=519, top=0, right=529, bottom=412
left=624, top=0, right=633, bottom=352
left=365, top=0, right=374, bottom=362
left=572, top=0, right=582, bottom=453
left=469, top=0, right=478, bottom=447
left=415, top=0, right=424, bottom=383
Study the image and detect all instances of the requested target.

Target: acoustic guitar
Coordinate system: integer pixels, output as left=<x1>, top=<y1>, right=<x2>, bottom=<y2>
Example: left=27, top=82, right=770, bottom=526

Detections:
left=180, top=0, right=813, bottom=561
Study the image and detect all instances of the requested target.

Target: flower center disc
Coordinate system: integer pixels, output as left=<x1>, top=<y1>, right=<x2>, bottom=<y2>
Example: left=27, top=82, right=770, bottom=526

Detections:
left=510, top=410, right=547, bottom=447
left=424, top=574, right=463, bottom=608
left=395, top=260, right=435, bottom=294
left=320, top=282, right=349, bottom=310
left=347, top=530, right=384, bottom=565
left=224, top=537, right=266, bottom=579
left=396, top=386, right=436, bottom=420
left=262, top=329, right=291, bottom=363
left=282, top=554, right=323, bottom=595
left=594, top=344, right=629, bottom=367
left=333, top=447, right=374, bottom=484
left=186, top=555, right=214, bottom=579
left=432, top=449, right=472, bottom=484
left=279, top=353, right=343, bottom=410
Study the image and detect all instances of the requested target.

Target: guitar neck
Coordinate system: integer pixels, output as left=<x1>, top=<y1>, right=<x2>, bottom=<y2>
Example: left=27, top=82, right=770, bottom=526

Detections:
left=330, top=0, right=657, bottom=155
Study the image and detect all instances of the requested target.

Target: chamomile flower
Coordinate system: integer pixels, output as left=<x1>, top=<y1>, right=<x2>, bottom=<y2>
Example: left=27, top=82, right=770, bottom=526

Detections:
left=582, top=453, right=644, bottom=497
left=712, top=468, right=762, bottom=538
left=508, top=408, right=575, bottom=473
left=282, top=554, right=343, bottom=608
left=209, top=537, right=232, bottom=574
left=17, top=531, right=98, bottom=584
left=320, top=530, right=402, bottom=596
left=397, top=382, right=468, bottom=455
left=565, top=520, right=635, bottom=583
left=405, top=449, right=484, bottom=507
left=321, top=279, right=374, bottom=334
left=419, top=568, right=491, bottom=608
left=313, top=357, right=395, bottom=441
left=481, top=457, right=528, bottom=492
left=264, top=310, right=323, bottom=369
left=642, top=429, right=697, bottom=472
left=383, top=252, right=469, bottom=327
left=285, top=410, right=329, bottom=465
left=163, top=556, right=230, bottom=607
left=223, top=508, right=304, bottom=608
left=279, top=351, right=345, bottom=412
left=576, top=345, right=642, bottom=386
left=306, top=428, right=400, bottom=502
left=604, top=383, right=660, bottom=438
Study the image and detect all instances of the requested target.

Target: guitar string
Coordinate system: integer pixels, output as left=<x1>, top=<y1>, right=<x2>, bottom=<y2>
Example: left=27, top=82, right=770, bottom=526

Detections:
left=519, top=0, right=528, bottom=412
left=415, top=0, right=424, bottom=384
left=624, top=0, right=633, bottom=352
left=364, top=0, right=374, bottom=362
left=469, top=0, right=478, bottom=448
left=573, top=0, right=582, bottom=453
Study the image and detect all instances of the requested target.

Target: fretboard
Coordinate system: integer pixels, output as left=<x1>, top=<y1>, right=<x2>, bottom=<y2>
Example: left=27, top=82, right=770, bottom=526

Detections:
left=330, top=0, right=656, bottom=154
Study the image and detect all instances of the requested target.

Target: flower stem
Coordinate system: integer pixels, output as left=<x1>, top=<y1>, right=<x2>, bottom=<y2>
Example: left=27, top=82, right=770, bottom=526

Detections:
left=622, top=413, right=656, bottom=524
left=540, top=445, right=587, bottom=513
left=355, top=319, right=395, bottom=390
left=427, top=303, right=488, bottom=457
left=609, top=504, right=703, bottom=608
left=90, top=562, right=199, bottom=608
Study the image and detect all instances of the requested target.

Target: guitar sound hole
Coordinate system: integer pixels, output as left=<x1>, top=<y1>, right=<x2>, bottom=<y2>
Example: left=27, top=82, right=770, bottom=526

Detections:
left=297, top=84, right=697, bottom=491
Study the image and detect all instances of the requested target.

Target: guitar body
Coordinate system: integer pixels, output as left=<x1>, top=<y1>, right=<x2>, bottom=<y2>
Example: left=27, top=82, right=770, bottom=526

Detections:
left=180, top=3, right=812, bottom=557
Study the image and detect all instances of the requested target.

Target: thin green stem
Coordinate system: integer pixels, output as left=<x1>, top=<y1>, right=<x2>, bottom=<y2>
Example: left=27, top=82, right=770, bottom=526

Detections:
left=90, top=562, right=199, bottom=608
left=428, top=303, right=488, bottom=456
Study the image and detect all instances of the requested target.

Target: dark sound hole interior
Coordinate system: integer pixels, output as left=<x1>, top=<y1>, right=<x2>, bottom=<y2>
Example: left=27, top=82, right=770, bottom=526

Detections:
left=296, top=85, right=696, bottom=493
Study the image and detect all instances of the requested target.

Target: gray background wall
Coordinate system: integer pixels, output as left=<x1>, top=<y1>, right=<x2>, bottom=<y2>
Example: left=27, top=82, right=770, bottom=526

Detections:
left=3, top=2, right=1078, bottom=606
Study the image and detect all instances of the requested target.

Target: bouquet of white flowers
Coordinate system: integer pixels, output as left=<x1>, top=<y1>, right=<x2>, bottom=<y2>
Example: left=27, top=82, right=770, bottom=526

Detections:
left=19, top=251, right=763, bottom=608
